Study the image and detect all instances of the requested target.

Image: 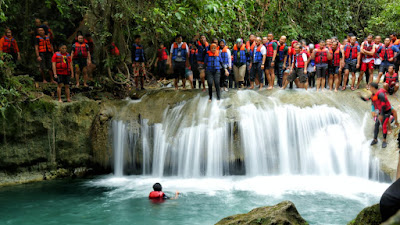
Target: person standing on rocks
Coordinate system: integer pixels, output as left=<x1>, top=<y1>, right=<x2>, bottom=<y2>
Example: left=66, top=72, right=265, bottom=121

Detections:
left=169, top=34, right=190, bottom=90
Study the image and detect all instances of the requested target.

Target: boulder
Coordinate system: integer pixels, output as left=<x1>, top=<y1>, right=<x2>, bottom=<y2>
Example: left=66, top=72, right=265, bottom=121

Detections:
left=215, top=201, right=308, bottom=225
left=348, top=204, right=382, bottom=225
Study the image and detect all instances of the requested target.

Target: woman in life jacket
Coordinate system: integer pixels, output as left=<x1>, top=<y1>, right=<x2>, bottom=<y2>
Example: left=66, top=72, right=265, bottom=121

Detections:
left=149, top=183, right=179, bottom=203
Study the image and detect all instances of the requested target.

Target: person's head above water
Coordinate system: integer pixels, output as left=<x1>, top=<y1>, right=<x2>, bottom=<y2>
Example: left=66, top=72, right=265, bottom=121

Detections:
left=153, top=183, right=162, bottom=191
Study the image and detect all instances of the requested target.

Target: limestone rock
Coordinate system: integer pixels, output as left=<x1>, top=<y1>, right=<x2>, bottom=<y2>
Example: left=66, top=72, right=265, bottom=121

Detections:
left=348, top=204, right=382, bottom=225
left=215, top=201, right=308, bottom=225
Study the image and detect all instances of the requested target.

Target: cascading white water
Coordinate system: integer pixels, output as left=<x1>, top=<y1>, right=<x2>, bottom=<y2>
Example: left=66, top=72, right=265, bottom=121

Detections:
left=111, top=91, right=382, bottom=180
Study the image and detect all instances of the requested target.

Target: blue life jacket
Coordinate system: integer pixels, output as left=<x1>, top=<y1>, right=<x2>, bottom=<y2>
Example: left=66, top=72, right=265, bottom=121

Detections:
left=172, top=42, right=187, bottom=61
left=232, top=44, right=247, bottom=64
left=253, top=45, right=264, bottom=63
left=220, top=46, right=230, bottom=66
left=206, top=51, right=221, bottom=71
left=196, top=41, right=209, bottom=63
left=132, top=44, right=145, bottom=62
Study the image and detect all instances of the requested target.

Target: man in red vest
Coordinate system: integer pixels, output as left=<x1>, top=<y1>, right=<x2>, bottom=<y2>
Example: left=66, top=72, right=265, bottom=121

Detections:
left=383, top=65, right=399, bottom=95
left=0, top=29, right=20, bottom=63
left=52, top=44, right=74, bottom=103
left=71, top=34, right=91, bottom=87
left=149, top=183, right=179, bottom=202
left=35, top=26, right=55, bottom=84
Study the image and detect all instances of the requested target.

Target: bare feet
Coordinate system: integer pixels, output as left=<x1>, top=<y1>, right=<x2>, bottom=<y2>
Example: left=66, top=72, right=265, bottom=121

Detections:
left=351, top=86, right=355, bottom=91
left=248, top=86, right=254, bottom=90
left=208, top=99, right=212, bottom=103
left=43, top=80, right=48, bottom=84
left=267, top=86, right=273, bottom=90
left=58, top=99, right=63, bottom=103
left=342, top=86, right=346, bottom=91
left=51, top=80, right=57, bottom=84
left=76, top=83, right=80, bottom=88
left=175, top=86, right=178, bottom=90
left=334, top=89, right=338, bottom=93
left=202, top=88, right=206, bottom=92
left=67, top=99, right=72, bottom=102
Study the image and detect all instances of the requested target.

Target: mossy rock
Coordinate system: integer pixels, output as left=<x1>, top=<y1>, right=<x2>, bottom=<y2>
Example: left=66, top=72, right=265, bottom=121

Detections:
left=215, top=201, right=308, bottom=225
left=348, top=204, right=382, bottom=225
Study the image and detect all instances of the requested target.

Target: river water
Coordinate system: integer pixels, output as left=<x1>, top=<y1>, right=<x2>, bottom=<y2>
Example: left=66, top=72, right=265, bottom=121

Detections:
left=0, top=90, right=392, bottom=224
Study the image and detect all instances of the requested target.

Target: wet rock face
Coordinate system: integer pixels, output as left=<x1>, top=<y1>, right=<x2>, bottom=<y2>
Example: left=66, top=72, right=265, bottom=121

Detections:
left=348, top=204, right=382, bottom=225
left=215, top=201, right=309, bottom=225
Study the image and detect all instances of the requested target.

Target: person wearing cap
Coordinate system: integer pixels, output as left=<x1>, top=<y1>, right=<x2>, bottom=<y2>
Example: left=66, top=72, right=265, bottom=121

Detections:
left=219, top=39, right=232, bottom=91
left=232, top=38, right=248, bottom=89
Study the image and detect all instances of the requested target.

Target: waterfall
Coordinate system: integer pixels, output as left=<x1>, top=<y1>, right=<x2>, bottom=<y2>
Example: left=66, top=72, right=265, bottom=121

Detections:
left=111, top=92, right=383, bottom=180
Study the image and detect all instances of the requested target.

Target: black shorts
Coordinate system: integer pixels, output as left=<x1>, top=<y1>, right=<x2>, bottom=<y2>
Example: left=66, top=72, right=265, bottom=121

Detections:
left=265, top=57, right=273, bottom=69
left=329, top=66, right=340, bottom=75
left=344, top=61, right=357, bottom=73
left=73, top=58, right=88, bottom=71
left=173, top=61, right=186, bottom=79
left=379, top=64, right=394, bottom=73
left=316, top=66, right=328, bottom=78
left=57, top=75, right=71, bottom=85
left=39, top=52, right=52, bottom=71
left=288, top=68, right=307, bottom=83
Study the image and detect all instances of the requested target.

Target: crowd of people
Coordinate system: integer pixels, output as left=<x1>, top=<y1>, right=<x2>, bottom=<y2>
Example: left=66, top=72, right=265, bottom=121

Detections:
left=1, top=21, right=400, bottom=103
left=145, top=33, right=400, bottom=102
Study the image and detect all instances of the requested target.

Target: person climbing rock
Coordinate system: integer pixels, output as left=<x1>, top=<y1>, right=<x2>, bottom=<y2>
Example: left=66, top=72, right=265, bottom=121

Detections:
left=204, top=43, right=228, bottom=101
left=35, top=26, right=55, bottom=84
left=0, top=29, right=21, bottom=63
left=360, top=82, right=392, bottom=148
left=169, top=34, right=189, bottom=90
left=52, top=43, right=74, bottom=103
left=131, top=35, right=146, bottom=90
left=149, top=183, right=179, bottom=203
left=71, top=34, right=91, bottom=87
left=383, top=65, right=399, bottom=95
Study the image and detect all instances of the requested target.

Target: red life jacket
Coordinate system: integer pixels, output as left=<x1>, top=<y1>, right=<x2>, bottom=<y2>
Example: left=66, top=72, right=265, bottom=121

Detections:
left=344, top=44, right=358, bottom=60
left=157, top=47, right=168, bottom=61
left=385, top=73, right=398, bottom=85
left=36, top=35, right=52, bottom=53
left=379, top=45, right=395, bottom=61
left=363, top=41, right=374, bottom=59
left=111, top=43, right=120, bottom=56
left=333, top=48, right=341, bottom=67
left=265, top=40, right=277, bottom=57
left=375, top=43, right=383, bottom=58
left=372, top=88, right=391, bottom=113
left=73, top=42, right=89, bottom=59
left=149, top=191, right=165, bottom=199
left=315, top=48, right=328, bottom=64
left=55, top=52, right=71, bottom=75
left=2, top=36, right=17, bottom=53
left=293, top=51, right=306, bottom=68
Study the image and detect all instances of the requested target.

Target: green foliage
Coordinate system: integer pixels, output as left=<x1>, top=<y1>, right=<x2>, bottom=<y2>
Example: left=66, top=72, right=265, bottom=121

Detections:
left=366, top=0, right=400, bottom=36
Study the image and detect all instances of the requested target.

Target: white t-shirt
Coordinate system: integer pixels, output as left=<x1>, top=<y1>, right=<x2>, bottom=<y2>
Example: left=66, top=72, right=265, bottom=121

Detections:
left=292, top=53, right=308, bottom=68
left=253, top=45, right=266, bottom=59
left=170, top=42, right=189, bottom=62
